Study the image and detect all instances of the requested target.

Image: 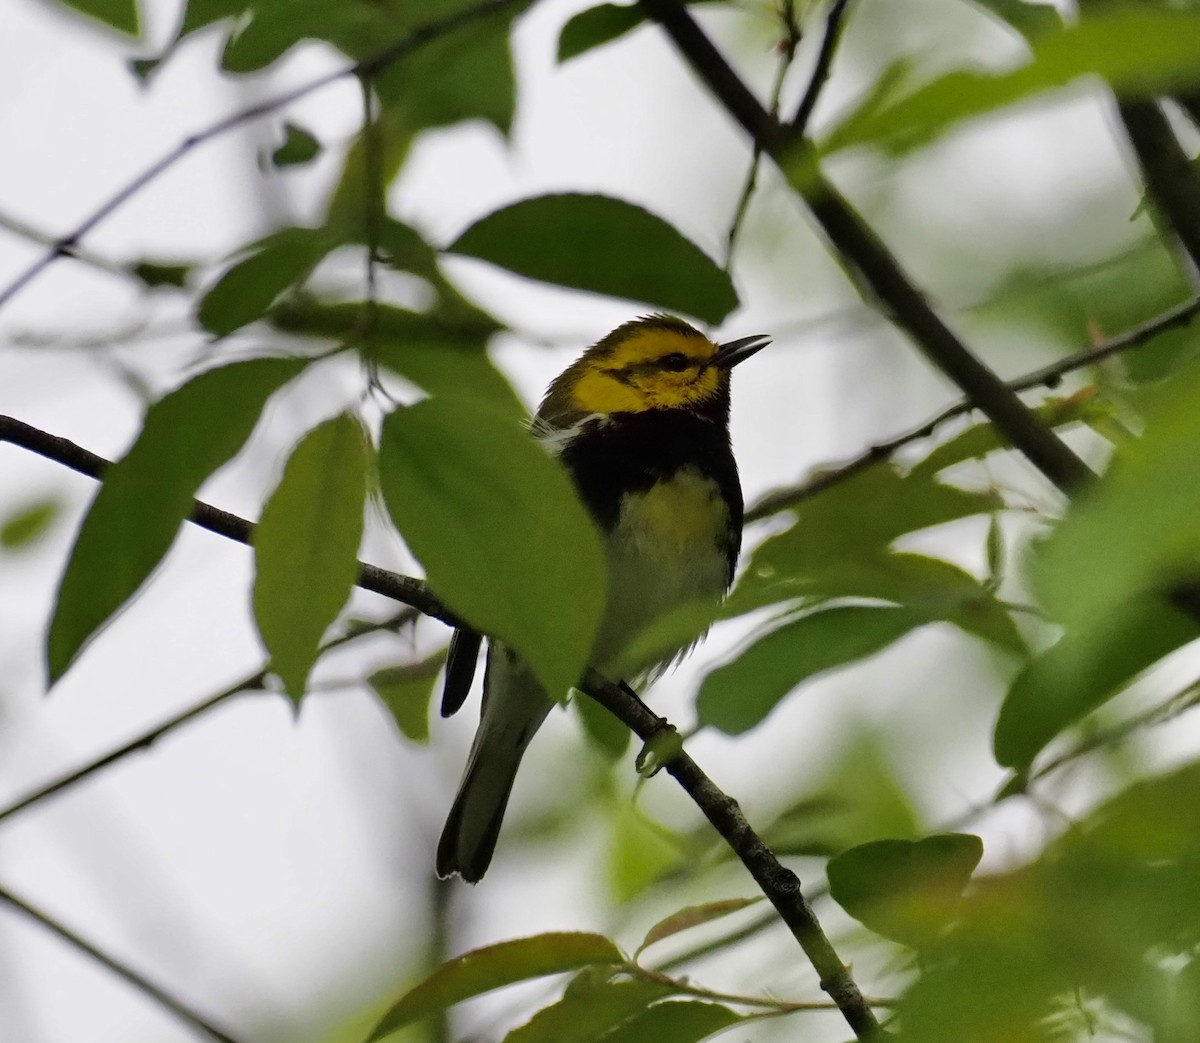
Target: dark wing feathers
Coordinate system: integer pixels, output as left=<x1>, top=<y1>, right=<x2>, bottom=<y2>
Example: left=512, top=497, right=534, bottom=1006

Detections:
left=441, top=627, right=483, bottom=717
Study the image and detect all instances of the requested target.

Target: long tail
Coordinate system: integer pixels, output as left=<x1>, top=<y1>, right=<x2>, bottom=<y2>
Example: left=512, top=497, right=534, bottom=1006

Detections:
left=437, top=650, right=552, bottom=883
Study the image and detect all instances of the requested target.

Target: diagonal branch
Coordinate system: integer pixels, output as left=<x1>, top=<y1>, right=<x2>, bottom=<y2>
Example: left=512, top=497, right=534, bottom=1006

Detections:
left=0, top=884, right=244, bottom=1043
left=0, top=0, right=523, bottom=315
left=746, top=295, right=1200, bottom=521
left=637, top=0, right=1092, bottom=497
left=790, top=0, right=854, bottom=134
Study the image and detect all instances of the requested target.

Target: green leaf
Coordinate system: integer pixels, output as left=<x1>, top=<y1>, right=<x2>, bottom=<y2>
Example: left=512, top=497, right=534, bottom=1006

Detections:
left=574, top=692, right=631, bottom=760
left=271, top=121, right=322, bottom=168
left=557, top=0, right=725, bottom=62
left=993, top=598, right=1197, bottom=771
left=825, top=8, right=1200, bottom=157
left=636, top=897, right=763, bottom=956
left=828, top=833, right=984, bottom=949
left=53, top=0, right=139, bottom=35
left=1, top=499, right=60, bottom=549
left=966, top=0, right=1063, bottom=42
left=448, top=194, right=737, bottom=325
left=48, top=358, right=305, bottom=681
left=368, top=649, right=447, bottom=743
left=132, top=260, right=192, bottom=289
left=595, top=1001, right=743, bottom=1043
left=198, top=228, right=334, bottom=336
left=378, top=399, right=606, bottom=695
left=607, top=804, right=686, bottom=902
left=253, top=415, right=367, bottom=700
left=697, top=606, right=927, bottom=735
left=368, top=933, right=623, bottom=1039
left=504, top=980, right=672, bottom=1043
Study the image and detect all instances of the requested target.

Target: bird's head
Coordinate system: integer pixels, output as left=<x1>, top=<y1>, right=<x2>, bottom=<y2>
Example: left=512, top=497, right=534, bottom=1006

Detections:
left=538, top=315, right=769, bottom=426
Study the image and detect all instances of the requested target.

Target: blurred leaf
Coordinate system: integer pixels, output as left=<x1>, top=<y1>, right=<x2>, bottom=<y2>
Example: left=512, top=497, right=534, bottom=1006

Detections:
left=132, top=260, right=192, bottom=288
left=1, top=499, right=60, bottom=549
left=697, top=606, right=926, bottom=735
left=607, top=804, right=685, bottom=902
left=448, top=194, right=737, bottom=324
left=504, top=980, right=672, bottom=1043
left=966, top=0, right=1063, bottom=42
left=52, top=0, right=139, bottom=35
left=993, top=598, right=1196, bottom=770
left=595, top=1001, right=743, bottom=1043
left=253, top=415, right=367, bottom=700
left=369, top=933, right=624, bottom=1039
left=1035, top=361, right=1200, bottom=638
left=48, top=358, right=305, bottom=682
left=574, top=692, right=631, bottom=760
left=326, top=114, right=416, bottom=228
left=557, top=3, right=648, bottom=62
left=368, top=649, right=447, bottom=744
left=825, top=9, right=1200, bottom=157
left=198, top=228, right=334, bottom=336
left=378, top=399, right=606, bottom=695
left=271, top=121, right=322, bottom=168
left=636, top=897, right=763, bottom=956
left=828, top=833, right=984, bottom=949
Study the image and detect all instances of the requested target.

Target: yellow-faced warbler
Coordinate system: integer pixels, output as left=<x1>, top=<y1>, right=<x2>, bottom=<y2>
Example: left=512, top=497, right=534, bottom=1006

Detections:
left=437, top=314, right=769, bottom=882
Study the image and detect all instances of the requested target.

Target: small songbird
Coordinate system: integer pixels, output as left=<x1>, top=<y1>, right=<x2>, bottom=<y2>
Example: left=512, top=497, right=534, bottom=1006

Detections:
left=436, top=314, right=769, bottom=882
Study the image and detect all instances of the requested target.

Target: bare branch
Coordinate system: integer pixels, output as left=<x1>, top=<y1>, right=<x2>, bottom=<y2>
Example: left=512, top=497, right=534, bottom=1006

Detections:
left=747, top=295, right=1200, bottom=521
left=579, top=671, right=882, bottom=1039
left=0, top=884, right=244, bottom=1043
left=0, top=0, right=523, bottom=314
left=790, top=0, right=854, bottom=134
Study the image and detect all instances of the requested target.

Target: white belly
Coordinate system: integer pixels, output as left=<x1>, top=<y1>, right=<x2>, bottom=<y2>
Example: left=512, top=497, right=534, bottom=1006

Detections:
left=591, top=467, right=732, bottom=672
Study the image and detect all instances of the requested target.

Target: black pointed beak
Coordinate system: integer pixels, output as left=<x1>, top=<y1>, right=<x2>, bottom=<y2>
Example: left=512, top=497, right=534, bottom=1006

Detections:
left=709, top=333, right=771, bottom=370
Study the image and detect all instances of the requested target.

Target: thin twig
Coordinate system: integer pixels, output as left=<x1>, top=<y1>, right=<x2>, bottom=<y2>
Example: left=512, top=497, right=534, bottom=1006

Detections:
left=0, top=414, right=453, bottom=624
left=1116, top=99, right=1200, bottom=284
left=0, top=610, right=416, bottom=825
left=629, top=962, right=896, bottom=1011
left=0, top=0, right=522, bottom=314
left=637, top=0, right=1092, bottom=497
left=359, top=72, right=383, bottom=335
left=790, top=0, right=854, bottom=134
left=0, top=209, right=131, bottom=282
left=746, top=295, right=1200, bottom=520
left=0, top=884, right=244, bottom=1043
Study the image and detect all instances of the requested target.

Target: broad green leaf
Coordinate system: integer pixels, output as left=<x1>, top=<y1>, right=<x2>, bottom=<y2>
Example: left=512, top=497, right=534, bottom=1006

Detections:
left=966, top=0, right=1063, bottom=42
left=594, top=1001, right=744, bottom=1043
left=573, top=691, right=631, bottom=760
left=271, top=121, right=322, bottom=168
left=1, top=499, right=60, bottom=549
left=993, top=598, right=1197, bottom=770
left=825, top=9, right=1200, bottom=157
left=828, top=833, right=984, bottom=949
left=378, top=399, right=605, bottom=695
left=198, top=228, right=334, bottom=336
left=607, top=804, right=686, bottom=902
left=636, top=897, right=763, bottom=956
left=504, top=980, right=672, bottom=1043
left=368, top=649, right=447, bottom=743
left=697, top=606, right=927, bottom=735
left=253, top=415, right=367, bottom=700
left=48, top=358, right=305, bottom=681
left=448, top=194, right=737, bottom=325
left=1033, top=363, right=1200, bottom=637
left=557, top=0, right=725, bottom=62
left=53, top=0, right=139, bottom=35
left=368, top=933, right=623, bottom=1039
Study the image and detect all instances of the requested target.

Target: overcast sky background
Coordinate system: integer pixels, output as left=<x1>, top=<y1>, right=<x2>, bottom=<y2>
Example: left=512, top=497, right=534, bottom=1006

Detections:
left=6, top=1, right=1193, bottom=1041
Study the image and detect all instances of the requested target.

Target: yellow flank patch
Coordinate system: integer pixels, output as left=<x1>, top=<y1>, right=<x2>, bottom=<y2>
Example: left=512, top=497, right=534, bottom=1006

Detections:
left=620, top=469, right=727, bottom=555
left=570, top=327, right=723, bottom=415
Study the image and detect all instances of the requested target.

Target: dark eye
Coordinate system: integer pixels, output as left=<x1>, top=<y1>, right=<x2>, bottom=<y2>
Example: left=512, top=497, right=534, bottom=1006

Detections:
left=661, top=352, right=690, bottom=372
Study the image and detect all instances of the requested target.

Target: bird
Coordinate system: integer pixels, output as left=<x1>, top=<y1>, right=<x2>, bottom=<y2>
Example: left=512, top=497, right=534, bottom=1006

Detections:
left=436, top=314, right=769, bottom=882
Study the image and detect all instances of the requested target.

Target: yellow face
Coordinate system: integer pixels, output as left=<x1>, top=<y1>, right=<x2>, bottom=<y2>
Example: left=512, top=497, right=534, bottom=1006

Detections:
left=570, top=326, right=723, bottom=415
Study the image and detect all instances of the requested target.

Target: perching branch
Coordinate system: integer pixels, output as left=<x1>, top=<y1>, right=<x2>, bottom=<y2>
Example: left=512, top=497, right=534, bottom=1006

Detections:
left=1, top=414, right=880, bottom=1041
left=1116, top=99, right=1200, bottom=280
left=580, top=671, right=882, bottom=1039
left=790, top=0, right=854, bottom=134
left=0, top=883, right=244, bottom=1043
left=0, top=0, right=523, bottom=314
left=746, top=295, right=1200, bottom=521
left=637, top=0, right=1092, bottom=497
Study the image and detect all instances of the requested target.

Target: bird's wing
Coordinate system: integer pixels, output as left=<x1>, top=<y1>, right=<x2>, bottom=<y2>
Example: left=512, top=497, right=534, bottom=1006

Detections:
left=441, top=626, right=483, bottom=717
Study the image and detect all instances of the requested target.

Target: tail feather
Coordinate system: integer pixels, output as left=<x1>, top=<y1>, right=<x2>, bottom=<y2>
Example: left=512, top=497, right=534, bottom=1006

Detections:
left=437, top=650, right=552, bottom=882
